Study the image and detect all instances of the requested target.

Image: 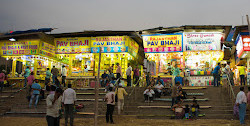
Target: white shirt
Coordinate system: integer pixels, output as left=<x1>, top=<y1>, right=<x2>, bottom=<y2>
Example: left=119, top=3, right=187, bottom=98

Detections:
left=105, top=91, right=115, bottom=105
left=62, top=88, right=76, bottom=104
left=155, top=84, right=164, bottom=92
left=143, top=89, right=155, bottom=97
left=126, top=66, right=132, bottom=76
left=236, top=91, right=247, bottom=104
left=62, top=67, right=67, bottom=76
left=46, top=94, right=62, bottom=118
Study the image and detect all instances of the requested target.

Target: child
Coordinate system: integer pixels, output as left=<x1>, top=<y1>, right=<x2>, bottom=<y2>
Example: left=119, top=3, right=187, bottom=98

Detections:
left=172, top=101, right=184, bottom=119
left=184, top=104, right=190, bottom=119
left=191, top=100, right=200, bottom=118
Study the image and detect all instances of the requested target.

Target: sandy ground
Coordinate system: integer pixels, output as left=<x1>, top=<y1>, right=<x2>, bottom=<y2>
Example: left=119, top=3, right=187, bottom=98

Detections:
left=0, top=116, right=249, bottom=126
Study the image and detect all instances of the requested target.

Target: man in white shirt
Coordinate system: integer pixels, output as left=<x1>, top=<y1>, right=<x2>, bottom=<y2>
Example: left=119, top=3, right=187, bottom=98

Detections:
left=154, top=82, right=164, bottom=98
left=105, top=87, right=115, bottom=124
left=61, top=65, right=67, bottom=87
left=46, top=88, right=63, bottom=126
left=143, top=86, right=155, bottom=102
left=62, top=84, right=76, bottom=126
left=236, top=87, right=247, bottom=124
left=126, top=63, right=132, bottom=87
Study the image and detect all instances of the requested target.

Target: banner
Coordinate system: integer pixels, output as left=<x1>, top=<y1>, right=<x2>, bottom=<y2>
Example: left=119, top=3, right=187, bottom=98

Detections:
left=128, top=37, right=139, bottom=57
left=55, top=37, right=91, bottom=54
left=91, top=36, right=128, bottom=53
left=39, top=42, right=56, bottom=58
left=242, top=35, right=250, bottom=51
left=183, top=32, right=222, bottom=51
left=143, top=34, right=183, bottom=53
left=0, top=40, right=39, bottom=56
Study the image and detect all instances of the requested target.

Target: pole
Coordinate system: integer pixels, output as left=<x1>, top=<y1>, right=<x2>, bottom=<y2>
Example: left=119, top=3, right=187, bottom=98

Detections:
left=246, top=15, right=250, bottom=35
left=94, top=47, right=101, bottom=126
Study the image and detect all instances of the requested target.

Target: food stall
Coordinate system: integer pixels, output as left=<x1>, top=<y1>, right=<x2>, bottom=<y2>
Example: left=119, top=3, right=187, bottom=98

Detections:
left=143, top=33, right=184, bottom=84
left=91, top=36, right=139, bottom=79
left=235, top=34, right=250, bottom=85
left=183, top=32, right=224, bottom=86
left=0, top=39, right=61, bottom=88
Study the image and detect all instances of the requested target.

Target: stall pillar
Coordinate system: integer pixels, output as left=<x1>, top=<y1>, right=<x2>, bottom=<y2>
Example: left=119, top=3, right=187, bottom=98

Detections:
left=48, top=60, right=51, bottom=69
left=34, top=58, right=38, bottom=76
left=69, top=55, right=72, bottom=77
left=12, top=59, right=16, bottom=77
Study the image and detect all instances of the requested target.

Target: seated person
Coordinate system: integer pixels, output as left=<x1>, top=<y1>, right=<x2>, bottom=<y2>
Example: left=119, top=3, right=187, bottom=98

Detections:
left=154, top=81, right=164, bottom=98
left=191, top=100, right=200, bottom=118
left=143, top=86, right=155, bottom=102
left=172, top=101, right=184, bottom=119
left=105, top=82, right=114, bottom=92
left=176, top=86, right=187, bottom=102
left=101, top=70, right=109, bottom=87
left=156, top=76, right=164, bottom=86
left=163, top=80, right=172, bottom=96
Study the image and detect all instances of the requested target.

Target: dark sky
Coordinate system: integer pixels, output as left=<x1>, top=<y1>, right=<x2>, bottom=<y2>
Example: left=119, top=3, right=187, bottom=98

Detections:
left=1, top=0, right=250, bottom=33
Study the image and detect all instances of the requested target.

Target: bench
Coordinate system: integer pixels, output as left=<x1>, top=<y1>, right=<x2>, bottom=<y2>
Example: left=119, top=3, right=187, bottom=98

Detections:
left=76, top=93, right=106, bottom=95
left=186, top=93, right=204, bottom=96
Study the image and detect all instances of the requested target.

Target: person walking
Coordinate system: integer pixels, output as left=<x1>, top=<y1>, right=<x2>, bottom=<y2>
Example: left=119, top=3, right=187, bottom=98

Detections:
left=29, top=79, right=41, bottom=108
left=51, top=66, right=59, bottom=84
left=46, top=88, right=63, bottom=126
left=45, top=68, right=51, bottom=86
left=134, top=66, right=140, bottom=85
left=62, top=84, right=76, bottom=126
left=171, top=64, right=180, bottom=86
left=115, top=83, right=128, bottom=115
left=236, top=87, right=247, bottom=124
left=126, top=63, right=132, bottom=87
left=27, top=72, right=35, bottom=92
left=213, top=63, right=221, bottom=87
left=238, top=65, right=246, bottom=86
left=61, top=65, right=67, bottom=87
left=0, top=70, right=5, bottom=92
left=105, top=87, right=115, bottom=124
left=24, top=66, right=31, bottom=87
left=116, top=63, right=122, bottom=79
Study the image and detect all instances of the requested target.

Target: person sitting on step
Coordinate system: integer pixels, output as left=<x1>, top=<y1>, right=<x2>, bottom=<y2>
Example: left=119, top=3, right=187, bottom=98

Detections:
left=191, top=100, right=200, bottom=118
left=143, top=86, right=155, bottom=102
left=154, top=81, right=164, bottom=98
left=172, top=101, right=184, bottom=119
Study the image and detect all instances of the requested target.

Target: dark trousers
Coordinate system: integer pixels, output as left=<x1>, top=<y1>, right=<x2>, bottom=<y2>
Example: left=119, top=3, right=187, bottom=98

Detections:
left=46, top=115, right=60, bottom=126
left=213, top=74, right=220, bottom=87
left=117, top=73, right=121, bottom=79
left=144, top=94, right=153, bottom=101
left=106, top=104, right=115, bottom=123
left=0, top=81, right=4, bottom=92
left=64, top=104, right=74, bottom=126
left=240, top=75, right=245, bottom=86
left=24, top=77, right=27, bottom=87
left=127, top=75, right=131, bottom=87
left=154, top=90, right=161, bottom=98
left=45, top=78, right=50, bottom=85
left=171, top=97, right=177, bottom=107
left=134, top=76, right=139, bottom=85
left=62, top=76, right=66, bottom=87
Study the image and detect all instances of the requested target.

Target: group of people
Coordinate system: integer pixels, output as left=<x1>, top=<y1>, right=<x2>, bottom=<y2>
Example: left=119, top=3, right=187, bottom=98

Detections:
left=0, top=69, right=7, bottom=92
left=104, top=82, right=128, bottom=124
left=213, top=62, right=246, bottom=87
left=102, top=63, right=140, bottom=87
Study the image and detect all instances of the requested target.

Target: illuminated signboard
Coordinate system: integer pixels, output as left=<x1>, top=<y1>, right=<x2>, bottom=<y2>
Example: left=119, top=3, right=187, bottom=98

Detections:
left=183, top=32, right=222, bottom=51
left=91, top=36, right=128, bottom=53
left=0, top=40, right=39, bottom=55
left=55, top=37, right=91, bottom=54
left=143, top=34, right=183, bottom=53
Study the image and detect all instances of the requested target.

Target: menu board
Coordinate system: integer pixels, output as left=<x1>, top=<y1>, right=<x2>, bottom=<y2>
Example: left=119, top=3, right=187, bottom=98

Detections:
left=0, top=40, right=39, bottom=55
left=55, top=37, right=91, bottom=54
left=143, top=34, right=183, bottom=53
left=183, top=32, right=222, bottom=51
left=39, top=42, right=56, bottom=58
left=91, top=36, right=128, bottom=53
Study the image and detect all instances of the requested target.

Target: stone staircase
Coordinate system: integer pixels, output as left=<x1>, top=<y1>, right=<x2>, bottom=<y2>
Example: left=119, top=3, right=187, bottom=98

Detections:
left=134, top=86, right=235, bottom=119
left=2, top=86, right=235, bottom=119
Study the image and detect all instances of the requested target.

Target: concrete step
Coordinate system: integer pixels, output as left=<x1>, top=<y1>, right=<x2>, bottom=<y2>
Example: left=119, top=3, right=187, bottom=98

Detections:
left=154, top=98, right=209, bottom=102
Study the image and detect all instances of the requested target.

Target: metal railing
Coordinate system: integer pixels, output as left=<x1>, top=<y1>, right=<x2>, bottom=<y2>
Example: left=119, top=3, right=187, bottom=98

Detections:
left=225, top=74, right=236, bottom=105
